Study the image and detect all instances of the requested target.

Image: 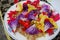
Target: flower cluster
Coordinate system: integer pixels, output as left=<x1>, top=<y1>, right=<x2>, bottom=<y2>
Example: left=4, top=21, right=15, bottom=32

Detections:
left=8, top=0, right=60, bottom=36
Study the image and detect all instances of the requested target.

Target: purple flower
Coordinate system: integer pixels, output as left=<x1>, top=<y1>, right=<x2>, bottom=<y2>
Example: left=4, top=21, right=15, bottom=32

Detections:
left=17, top=14, right=25, bottom=20
left=29, top=10, right=40, bottom=15
left=42, top=4, right=50, bottom=9
left=27, top=10, right=37, bottom=20
left=44, top=21, right=53, bottom=31
left=42, top=4, right=50, bottom=12
left=28, top=14, right=35, bottom=20
left=47, top=10, right=53, bottom=17
left=26, top=24, right=39, bottom=35
left=9, top=19, right=18, bottom=31
left=22, top=11, right=27, bottom=15
left=29, top=10, right=35, bottom=15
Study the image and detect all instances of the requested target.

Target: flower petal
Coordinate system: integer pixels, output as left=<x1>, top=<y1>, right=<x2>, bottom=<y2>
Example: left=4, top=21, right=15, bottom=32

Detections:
left=26, top=24, right=39, bottom=35
left=9, top=19, right=18, bottom=32
left=44, top=20, right=53, bottom=31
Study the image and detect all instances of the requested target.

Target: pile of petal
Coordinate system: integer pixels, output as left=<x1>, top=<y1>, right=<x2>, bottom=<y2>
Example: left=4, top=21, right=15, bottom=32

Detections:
left=7, top=0, right=60, bottom=36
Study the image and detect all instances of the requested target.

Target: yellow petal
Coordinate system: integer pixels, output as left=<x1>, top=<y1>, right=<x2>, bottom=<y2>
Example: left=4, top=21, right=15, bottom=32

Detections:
left=27, top=4, right=37, bottom=12
left=16, top=3, right=23, bottom=12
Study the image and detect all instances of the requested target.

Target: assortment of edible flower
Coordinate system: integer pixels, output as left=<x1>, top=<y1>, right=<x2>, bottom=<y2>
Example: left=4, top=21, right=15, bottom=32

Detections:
left=7, top=0, right=60, bottom=36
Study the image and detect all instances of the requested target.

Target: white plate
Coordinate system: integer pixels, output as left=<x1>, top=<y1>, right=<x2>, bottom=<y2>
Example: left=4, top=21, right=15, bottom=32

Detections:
left=4, top=1, right=60, bottom=40
left=47, top=0, right=60, bottom=13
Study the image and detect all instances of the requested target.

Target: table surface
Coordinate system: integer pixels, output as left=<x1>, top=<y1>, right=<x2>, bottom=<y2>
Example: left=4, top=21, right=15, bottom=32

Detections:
left=0, top=0, right=60, bottom=40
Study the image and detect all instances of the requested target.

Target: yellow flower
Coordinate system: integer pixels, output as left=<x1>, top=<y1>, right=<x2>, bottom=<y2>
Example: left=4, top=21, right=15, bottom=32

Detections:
left=16, top=3, right=23, bottom=12
left=27, top=4, right=37, bottom=12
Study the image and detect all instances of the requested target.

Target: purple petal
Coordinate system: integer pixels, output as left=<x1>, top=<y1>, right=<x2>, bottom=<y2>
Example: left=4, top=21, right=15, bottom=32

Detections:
left=22, top=11, right=27, bottom=15
left=9, top=19, right=18, bottom=31
left=28, top=14, right=35, bottom=20
left=42, top=4, right=50, bottom=12
left=27, top=11, right=35, bottom=20
left=48, top=10, right=52, bottom=17
left=44, top=21, right=53, bottom=31
left=42, top=4, right=50, bottom=9
left=29, top=11, right=35, bottom=15
left=26, top=25, right=39, bottom=35
left=17, top=14, right=24, bottom=20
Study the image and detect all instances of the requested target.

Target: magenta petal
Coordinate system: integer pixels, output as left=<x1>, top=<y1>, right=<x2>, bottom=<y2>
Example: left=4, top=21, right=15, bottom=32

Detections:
left=26, top=25, right=39, bottom=35
left=54, top=14, right=60, bottom=21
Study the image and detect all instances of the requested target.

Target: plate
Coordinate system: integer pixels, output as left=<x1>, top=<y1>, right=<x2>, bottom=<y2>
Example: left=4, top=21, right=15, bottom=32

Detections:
left=47, top=0, right=60, bottom=13
left=4, top=1, right=60, bottom=40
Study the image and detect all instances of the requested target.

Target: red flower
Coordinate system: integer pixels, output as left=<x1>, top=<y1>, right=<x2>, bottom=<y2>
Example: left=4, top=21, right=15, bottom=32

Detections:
left=26, top=0, right=40, bottom=8
left=12, top=30, right=15, bottom=33
left=37, top=6, right=41, bottom=10
left=39, top=30, right=43, bottom=33
left=45, top=19, right=49, bottom=22
left=19, top=20, right=30, bottom=28
left=8, top=11, right=17, bottom=24
left=14, top=0, right=19, bottom=4
left=8, top=11, right=17, bottom=20
left=46, top=28, right=54, bottom=35
left=42, top=12, right=47, bottom=15
left=50, top=14, right=60, bottom=21
left=33, top=13, right=37, bottom=16
left=26, top=0, right=32, bottom=4
left=37, top=18, right=40, bottom=21
left=31, top=0, right=40, bottom=7
left=7, top=20, right=11, bottom=24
